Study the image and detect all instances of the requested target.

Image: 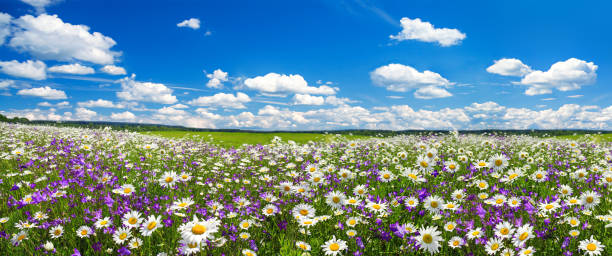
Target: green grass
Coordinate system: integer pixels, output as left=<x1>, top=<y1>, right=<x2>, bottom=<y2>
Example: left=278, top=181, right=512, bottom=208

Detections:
left=141, top=131, right=371, bottom=147
left=553, top=133, right=612, bottom=143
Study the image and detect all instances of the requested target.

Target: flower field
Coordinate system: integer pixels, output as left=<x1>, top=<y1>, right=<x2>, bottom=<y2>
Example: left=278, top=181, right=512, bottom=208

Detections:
left=0, top=123, right=610, bottom=256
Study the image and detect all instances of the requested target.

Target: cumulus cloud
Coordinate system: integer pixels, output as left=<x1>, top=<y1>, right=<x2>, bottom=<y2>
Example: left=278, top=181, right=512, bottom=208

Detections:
left=0, top=13, right=11, bottom=46
left=110, top=111, right=136, bottom=121
left=519, top=58, right=597, bottom=95
left=486, top=58, right=532, bottom=77
left=48, top=63, right=94, bottom=75
left=38, top=101, right=69, bottom=107
left=371, top=63, right=453, bottom=99
left=244, top=73, right=337, bottom=95
left=20, top=0, right=61, bottom=14
left=0, top=59, right=47, bottom=80
left=75, top=107, right=96, bottom=120
left=0, top=79, right=16, bottom=90
left=177, top=18, right=200, bottom=29
left=100, top=65, right=126, bottom=75
left=9, top=14, right=119, bottom=64
left=293, top=94, right=324, bottom=105
left=188, top=92, right=251, bottom=109
left=413, top=86, right=452, bottom=99
left=390, top=17, right=466, bottom=46
left=170, top=103, right=188, bottom=109
left=17, top=86, right=66, bottom=99
left=117, top=75, right=178, bottom=104
left=77, top=99, right=124, bottom=108
left=206, top=69, right=228, bottom=89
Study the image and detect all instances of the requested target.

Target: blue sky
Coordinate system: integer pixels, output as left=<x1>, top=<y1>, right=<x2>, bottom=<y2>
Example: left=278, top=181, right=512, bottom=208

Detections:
left=0, top=0, right=611, bottom=130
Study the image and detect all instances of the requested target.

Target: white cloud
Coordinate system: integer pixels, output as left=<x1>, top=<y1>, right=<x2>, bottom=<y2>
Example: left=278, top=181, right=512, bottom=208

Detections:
left=519, top=58, right=597, bottom=95
left=0, top=13, right=11, bottom=46
left=170, top=103, right=188, bottom=109
left=413, top=86, right=452, bottom=99
left=188, top=92, right=251, bottom=109
left=110, top=111, right=136, bottom=121
left=77, top=99, right=124, bottom=108
left=9, top=14, right=119, bottom=64
left=486, top=58, right=532, bottom=77
left=0, top=59, right=47, bottom=80
left=116, top=75, right=178, bottom=104
left=38, top=101, right=69, bottom=107
left=567, top=95, right=583, bottom=98
left=0, top=79, right=15, bottom=90
left=19, top=0, right=61, bottom=14
left=75, top=107, right=96, bottom=120
left=244, top=73, right=337, bottom=95
left=177, top=18, right=200, bottom=30
left=48, top=63, right=94, bottom=75
left=371, top=63, right=453, bottom=98
left=157, top=106, right=187, bottom=116
left=390, top=17, right=466, bottom=46
left=206, top=69, right=228, bottom=89
left=324, top=95, right=356, bottom=106
left=17, top=86, right=66, bottom=99
left=465, top=101, right=506, bottom=112
left=293, top=94, right=324, bottom=105
left=100, top=65, right=126, bottom=75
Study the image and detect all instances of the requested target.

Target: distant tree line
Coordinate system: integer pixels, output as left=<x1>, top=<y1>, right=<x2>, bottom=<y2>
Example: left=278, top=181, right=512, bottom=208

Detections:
left=0, top=113, right=609, bottom=136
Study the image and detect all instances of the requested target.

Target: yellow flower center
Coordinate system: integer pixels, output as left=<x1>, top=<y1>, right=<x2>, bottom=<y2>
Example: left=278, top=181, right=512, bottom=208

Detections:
left=447, top=224, right=454, bottom=230
left=81, top=230, right=88, bottom=236
left=491, top=243, right=499, bottom=250
left=495, top=160, right=502, bottom=166
left=519, top=232, right=529, bottom=241
left=422, top=234, right=433, bottom=244
left=449, top=164, right=456, bottom=170
left=242, top=222, right=249, bottom=228
left=123, top=188, right=132, bottom=194
left=147, top=221, right=157, bottom=230
left=496, top=199, right=504, bottom=204
left=536, top=174, right=543, bottom=179
left=479, top=182, right=486, bottom=188
left=314, top=177, right=320, bottom=182
left=128, top=217, right=137, bottom=225
left=349, top=199, right=356, bottom=204
left=192, top=224, right=206, bottom=235
left=266, top=209, right=274, bottom=214
left=500, top=228, right=509, bottom=235
left=523, top=250, right=532, bottom=255
left=189, top=242, right=198, bottom=248
left=479, top=162, right=486, bottom=167
left=299, top=209, right=309, bottom=216
left=509, top=174, right=518, bottom=180
left=587, top=243, right=597, bottom=251
left=430, top=201, right=438, bottom=208
left=54, top=229, right=61, bottom=235
left=372, top=204, right=381, bottom=210
left=383, top=174, right=390, bottom=179
left=100, top=220, right=108, bottom=226
left=420, top=161, right=428, bottom=168
left=586, top=197, right=594, bottom=203
left=545, top=204, right=554, bottom=210
left=472, top=231, right=480, bottom=236
left=453, top=240, right=459, bottom=246
left=570, top=219, right=577, bottom=225
left=332, top=197, right=340, bottom=203
left=329, top=243, right=340, bottom=251
left=349, top=220, right=356, bottom=225
left=119, top=233, right=127, bottom=240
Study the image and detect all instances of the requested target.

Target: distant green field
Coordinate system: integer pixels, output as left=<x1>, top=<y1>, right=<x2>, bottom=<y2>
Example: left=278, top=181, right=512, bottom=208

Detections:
left=553, top=133, right=612, bottom=143
left=141, top=131, right=371, bottom=147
